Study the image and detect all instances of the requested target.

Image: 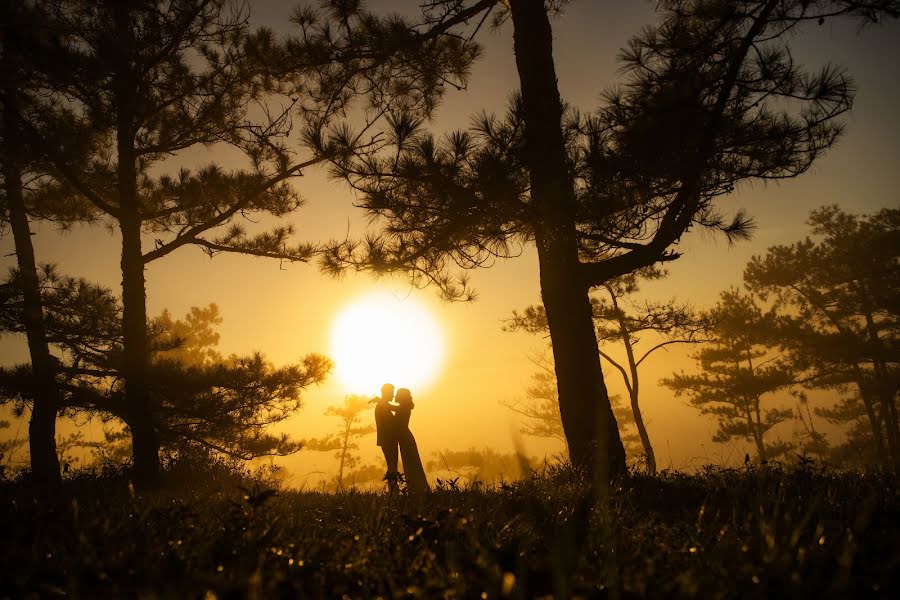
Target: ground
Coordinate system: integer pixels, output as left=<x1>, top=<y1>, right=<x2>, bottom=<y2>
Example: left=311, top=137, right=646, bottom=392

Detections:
left=1, top=461, right=897, bottom=598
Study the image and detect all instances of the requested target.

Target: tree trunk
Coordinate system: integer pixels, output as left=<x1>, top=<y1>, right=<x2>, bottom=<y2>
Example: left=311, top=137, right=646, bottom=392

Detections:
left=750, top=401, right=767, bottom=462
left=862, top=306, right=900, bottom=469
left=853, top=363, right=885, bottom=461
left=609, top=287, right=657, bottom=473
left=114, top=4, right=159, bottom=488
left=876, top=386, right=899, bottom=470
left=509, top=0, right=626, bottom=480
left=337, top=422, right=350, bottom=488
left=121, top=211, right=159, bottom=487
left=1, top=48, right=61, bottom=488
left=629, top=388, right=656, bottom=473
left=886, top=399, right=900, bottom=470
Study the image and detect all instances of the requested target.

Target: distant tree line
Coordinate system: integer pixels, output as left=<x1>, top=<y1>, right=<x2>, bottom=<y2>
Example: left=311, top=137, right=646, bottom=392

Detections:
left=667, top=206, right=898, bottom=469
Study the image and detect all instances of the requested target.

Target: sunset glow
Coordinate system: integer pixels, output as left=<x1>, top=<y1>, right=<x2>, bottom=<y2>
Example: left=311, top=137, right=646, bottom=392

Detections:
left=330, top=291, right=445, bottom=395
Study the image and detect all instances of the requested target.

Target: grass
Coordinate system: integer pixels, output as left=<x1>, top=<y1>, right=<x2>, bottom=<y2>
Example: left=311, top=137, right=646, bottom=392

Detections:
left=1, top=461, right=898, bottom=598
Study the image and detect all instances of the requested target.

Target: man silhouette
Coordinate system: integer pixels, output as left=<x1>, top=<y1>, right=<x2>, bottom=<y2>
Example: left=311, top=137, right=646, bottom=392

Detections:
left=374, top=383, right=399, bottom=491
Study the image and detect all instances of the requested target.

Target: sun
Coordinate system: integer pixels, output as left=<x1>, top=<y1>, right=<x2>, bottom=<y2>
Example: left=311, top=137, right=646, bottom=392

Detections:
left=330, top=291, right=445, bottom=395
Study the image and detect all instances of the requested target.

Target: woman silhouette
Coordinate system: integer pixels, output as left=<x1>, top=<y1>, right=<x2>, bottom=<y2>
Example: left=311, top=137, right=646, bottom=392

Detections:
left=394, top=388, right=428, bottom=494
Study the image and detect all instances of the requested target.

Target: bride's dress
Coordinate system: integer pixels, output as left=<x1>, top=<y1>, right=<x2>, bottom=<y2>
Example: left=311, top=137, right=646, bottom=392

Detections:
left=395, top=404, right=429, bottom=493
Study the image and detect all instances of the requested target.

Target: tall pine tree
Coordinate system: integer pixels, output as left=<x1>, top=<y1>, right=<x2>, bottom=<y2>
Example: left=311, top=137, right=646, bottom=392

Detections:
left=1, top=0, right=101, bottom=487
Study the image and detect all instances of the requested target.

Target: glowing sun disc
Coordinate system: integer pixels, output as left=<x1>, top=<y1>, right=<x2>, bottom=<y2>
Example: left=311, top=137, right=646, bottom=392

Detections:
left=330, top=292, right=445, bottom=394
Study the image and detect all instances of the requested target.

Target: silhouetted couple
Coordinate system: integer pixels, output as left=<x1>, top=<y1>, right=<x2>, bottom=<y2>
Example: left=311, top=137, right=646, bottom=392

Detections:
left=374, top=383, right=428, bottom=494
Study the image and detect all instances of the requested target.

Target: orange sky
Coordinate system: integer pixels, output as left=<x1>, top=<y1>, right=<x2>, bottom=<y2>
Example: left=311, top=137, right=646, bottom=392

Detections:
left=2, top=2, right=899, bottom=484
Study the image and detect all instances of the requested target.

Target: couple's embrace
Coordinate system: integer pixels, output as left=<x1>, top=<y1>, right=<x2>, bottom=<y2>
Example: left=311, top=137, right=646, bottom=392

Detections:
left=373, top=383, right=428, bottom=493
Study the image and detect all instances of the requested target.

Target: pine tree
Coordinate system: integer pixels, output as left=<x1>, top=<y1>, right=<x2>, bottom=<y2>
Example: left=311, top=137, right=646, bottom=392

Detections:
left=304, top=395, right=375, bottom=490
left=744, top=206, right=899, bottom=467
left=1, top=272, right=331, bottom=463
left=0, top=0, right=102, bottom=487
left=500, top=354, right=568, bottom=446
left=663, top=290, right=796, bottom=462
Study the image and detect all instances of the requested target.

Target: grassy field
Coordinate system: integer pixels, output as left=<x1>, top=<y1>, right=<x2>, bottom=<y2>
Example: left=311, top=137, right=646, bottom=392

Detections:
left=1, top=461, right=898, bottom=599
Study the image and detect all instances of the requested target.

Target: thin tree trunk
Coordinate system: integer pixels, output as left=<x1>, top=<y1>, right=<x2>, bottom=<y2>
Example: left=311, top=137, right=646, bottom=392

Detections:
left=794, top=285, right=887, bottom=463
left=862, top=306, right=900, bottom=469
left=743, top=348, right=768, bottom=462
left=508, top=0, right=626, bottom=480
left=629, top=389, right=656, bottom=473
left=853, top=362, right=885, bottom=460
left=608, top=286, right=657, bottom=473
left=751, top=400, right=767, bottom=462
left=114, top=4, right=159, bottom=488
left=876, top=387, right=899, bottom=470
left=1, top=53, right=61, bottom=488
left=885, top=398, right=900, bottom=470
left=338, top=421, right=351, bottom=488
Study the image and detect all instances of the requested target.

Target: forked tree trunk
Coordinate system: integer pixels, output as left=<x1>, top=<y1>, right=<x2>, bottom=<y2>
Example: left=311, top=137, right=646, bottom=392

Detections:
left=509, top=0, right=626, bottom=480
left=608, top=287, right=657, bottom=473
left=1, top=49, right=62, bottom=488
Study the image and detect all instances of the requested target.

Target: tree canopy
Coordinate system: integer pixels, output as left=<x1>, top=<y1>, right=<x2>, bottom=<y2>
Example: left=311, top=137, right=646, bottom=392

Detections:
left=663, top=289, right=796, bottom=462
left=0, top=269, right=331, bottom=462
left=744, top=206, right=899, bottom=467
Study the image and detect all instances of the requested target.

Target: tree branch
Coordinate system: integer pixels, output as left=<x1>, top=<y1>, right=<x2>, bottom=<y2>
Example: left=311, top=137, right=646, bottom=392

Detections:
left=141, top=158, right=320, bottom=263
